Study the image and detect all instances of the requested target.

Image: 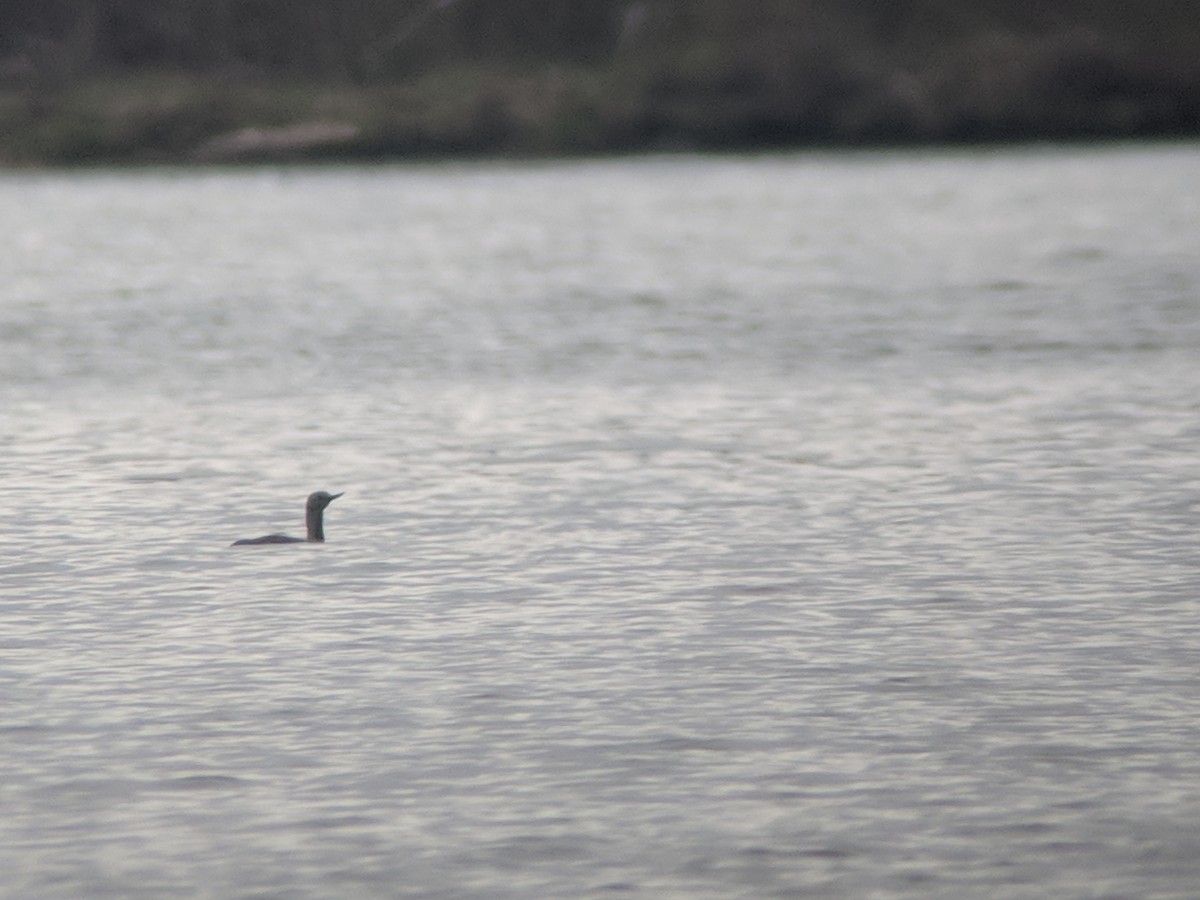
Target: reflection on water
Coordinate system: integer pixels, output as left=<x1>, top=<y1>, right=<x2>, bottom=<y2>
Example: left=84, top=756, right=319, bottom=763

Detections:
left=2, top=145, right=1200, bottom=898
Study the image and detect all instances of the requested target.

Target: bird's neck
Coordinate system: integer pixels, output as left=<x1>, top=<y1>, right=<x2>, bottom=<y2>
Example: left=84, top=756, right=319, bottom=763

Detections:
left=306, top=507, right=325, bottom=542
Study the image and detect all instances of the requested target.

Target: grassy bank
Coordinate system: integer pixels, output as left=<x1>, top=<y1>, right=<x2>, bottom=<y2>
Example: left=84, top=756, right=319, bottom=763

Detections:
left=3, top=1, right=1199, bottom=164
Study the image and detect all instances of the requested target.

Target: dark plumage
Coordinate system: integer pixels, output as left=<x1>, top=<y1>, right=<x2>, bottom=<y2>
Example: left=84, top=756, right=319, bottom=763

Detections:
left=231, top=491, right=343, bottom=546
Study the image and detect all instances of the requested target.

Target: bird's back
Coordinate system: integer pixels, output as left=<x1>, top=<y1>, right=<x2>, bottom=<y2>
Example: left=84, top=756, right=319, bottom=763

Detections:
left=231, top=533, right=306, bottom=546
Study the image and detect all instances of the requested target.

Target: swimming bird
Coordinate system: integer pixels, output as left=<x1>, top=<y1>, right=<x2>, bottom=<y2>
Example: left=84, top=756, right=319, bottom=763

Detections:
left=231, top=491, right=343, bottom=546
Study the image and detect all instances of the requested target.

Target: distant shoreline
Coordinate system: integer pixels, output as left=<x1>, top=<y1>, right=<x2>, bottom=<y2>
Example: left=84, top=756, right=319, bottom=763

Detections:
left=4, top=66, right=1198, bottom=167
left=4, top=1, right=1199, bottom=166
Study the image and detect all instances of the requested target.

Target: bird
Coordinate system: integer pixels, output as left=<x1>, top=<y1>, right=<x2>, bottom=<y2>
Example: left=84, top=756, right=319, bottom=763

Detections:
left=231, top=491, right=344, bottom=546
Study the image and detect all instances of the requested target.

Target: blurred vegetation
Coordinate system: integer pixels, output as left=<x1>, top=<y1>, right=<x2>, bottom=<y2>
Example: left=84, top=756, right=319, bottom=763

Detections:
left=2, top=0, right=1198, bottom=163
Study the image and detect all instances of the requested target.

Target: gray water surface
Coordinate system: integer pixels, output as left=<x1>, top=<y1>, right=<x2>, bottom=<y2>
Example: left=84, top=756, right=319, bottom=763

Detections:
left=2, top=145, right=1199, bottom=898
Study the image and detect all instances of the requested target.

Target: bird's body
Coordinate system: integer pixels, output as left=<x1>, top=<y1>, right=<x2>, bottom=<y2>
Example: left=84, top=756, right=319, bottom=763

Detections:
left=231, top=491, right=343, bottom=546
left=231, top=533, right=306, bottom=545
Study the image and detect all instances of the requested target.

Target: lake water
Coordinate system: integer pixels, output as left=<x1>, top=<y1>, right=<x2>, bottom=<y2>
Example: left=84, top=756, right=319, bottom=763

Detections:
left=2, top=143, right=1199, bottom=898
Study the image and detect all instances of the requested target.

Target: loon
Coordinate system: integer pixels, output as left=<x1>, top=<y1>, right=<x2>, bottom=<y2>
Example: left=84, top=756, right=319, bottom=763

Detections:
left=231, top=491, right=343, bottom=546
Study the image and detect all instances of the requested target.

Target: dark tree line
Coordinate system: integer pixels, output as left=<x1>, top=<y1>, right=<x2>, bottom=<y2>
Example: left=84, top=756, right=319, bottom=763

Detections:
left=0, top=0, right=630, bottom=79
left=4, top=0, right=1196, bottom=81
left=2, top=1, right=1198, bottom=161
